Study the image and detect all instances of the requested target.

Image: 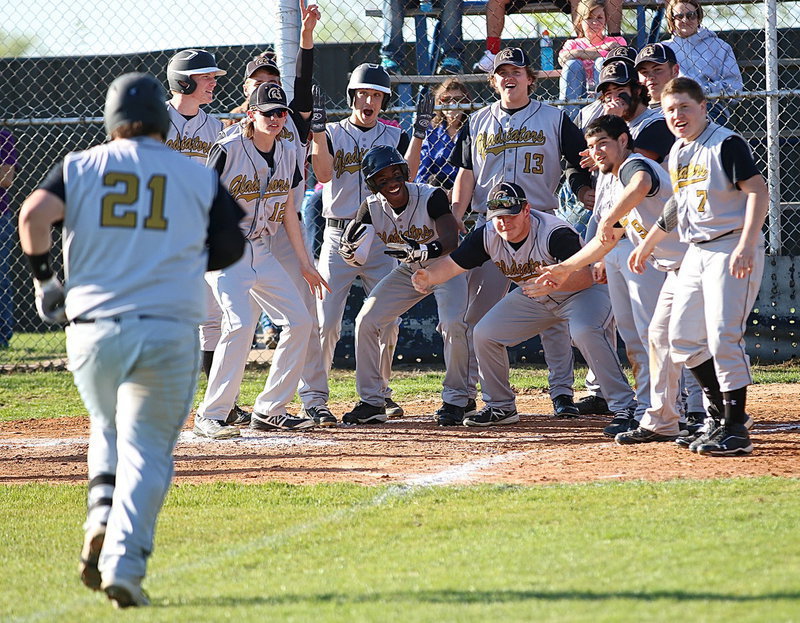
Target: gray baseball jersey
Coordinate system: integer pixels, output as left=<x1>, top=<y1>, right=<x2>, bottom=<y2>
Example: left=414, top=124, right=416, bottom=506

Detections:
left=323, top=120, right=404, bottom=219
left=63, top=137, right=217, bottom=322
left=165, top=103, right=222, bottom=162
left=467, top=100, right=566, bottom=215
left=213, top=132, right=297, bottom=238
left=668, top=122, right=749, bottom=243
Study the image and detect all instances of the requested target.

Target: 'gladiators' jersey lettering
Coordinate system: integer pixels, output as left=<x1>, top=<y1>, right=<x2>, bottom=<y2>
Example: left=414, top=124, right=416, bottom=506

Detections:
left=475, top=128, right=547, bottom=158
left=228, top=175, right=261, bottom=203
left=494, top=257, right=546, bottom=283
left=376, top=223, right=435, bottom=245
left=333, top=146, right=366, bottom=178
left=165, top=135, right=214, bottom=159
left=671, top=163, right=710, bottom=189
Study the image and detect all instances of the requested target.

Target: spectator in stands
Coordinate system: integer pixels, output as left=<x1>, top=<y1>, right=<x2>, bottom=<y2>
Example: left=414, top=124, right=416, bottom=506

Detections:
left=558, top=0, right=627, bottom=121
left=474, top=0, right=623, bottom=73
left=381, top=0, right=465, bottom=75
left=407, top=78, right=471, bottom=192
left=664, top=0, right=743, bottom=123
left=0, top=127, right=18, bottom=348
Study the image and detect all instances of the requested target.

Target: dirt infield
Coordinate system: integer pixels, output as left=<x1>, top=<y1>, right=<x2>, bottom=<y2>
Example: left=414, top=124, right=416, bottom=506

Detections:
left=1, top=384, right=798, bottom=486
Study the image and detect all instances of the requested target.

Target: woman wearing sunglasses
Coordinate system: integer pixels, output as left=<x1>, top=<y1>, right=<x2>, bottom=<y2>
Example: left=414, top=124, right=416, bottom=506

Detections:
left=664, top=0, right=742, bottom=124
left=198, top=83, right=329, bottom=433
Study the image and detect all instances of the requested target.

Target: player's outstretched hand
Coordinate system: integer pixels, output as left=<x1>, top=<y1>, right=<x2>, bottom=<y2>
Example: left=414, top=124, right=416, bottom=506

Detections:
left=577, top=186, right=596, bottom=210
left=627, top=241, right=648, bottom=274
left=520, top=276, right=552, bottom=299
left=300, top=0, right=321, bottom=29
left=311, top=85, right=327, bottom=134
left=384, top=235, right=429, bottom=264
left=533, top=263, right=571, bottom=290
left=34, top=275, right=67, bottom=324
left=302, top=265, right=331, bottom=299
left=411, top=268, right=431, bottom=294
left=413, top=89, right=435, bottom=139
left=597, top=214, right=616, bottom=245
left=729, top=242, right=756, bottom=279
left=579, top=148, right=597, bottom=173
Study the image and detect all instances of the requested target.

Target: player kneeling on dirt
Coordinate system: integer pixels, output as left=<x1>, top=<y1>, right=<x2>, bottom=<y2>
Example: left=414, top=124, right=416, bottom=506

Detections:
left=339, top=145, right=471, bottom=425
left=412, top=181, right=636, bottom=427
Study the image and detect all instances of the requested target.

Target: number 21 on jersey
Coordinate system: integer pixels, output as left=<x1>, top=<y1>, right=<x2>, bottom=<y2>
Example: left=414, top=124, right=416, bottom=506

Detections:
left=101, top=172, right=168, bottom=230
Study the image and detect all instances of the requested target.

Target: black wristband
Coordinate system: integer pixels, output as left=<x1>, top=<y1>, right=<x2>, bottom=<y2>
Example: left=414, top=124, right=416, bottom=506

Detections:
left=25, top=252, right=54, bottom=281
left=426, top=240, right=444, bottom=259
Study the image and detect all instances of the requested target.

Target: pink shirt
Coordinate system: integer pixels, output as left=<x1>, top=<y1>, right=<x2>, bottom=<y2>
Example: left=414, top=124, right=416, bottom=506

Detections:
left=559, top=35, right=628, bottom=82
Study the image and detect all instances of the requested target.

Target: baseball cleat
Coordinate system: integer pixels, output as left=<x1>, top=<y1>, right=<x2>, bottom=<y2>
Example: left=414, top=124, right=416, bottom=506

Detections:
left=463, top=406, right=519, bottom=427
left=435, top=402, right=466, bottom=426
left=615, top=426, right=678, bottom=445
left=385, top=397, right=405, bottom=419
left=79, top=524, right=106, bottom=591
left=250, top=412, right=316, bottom=431
left=575, top=394, right=613, bottom=415
left=343, top=401, right=388, bottom=425
left=603, top=408, right=637, bottom=438
left=194, top=415, right=241, bottom=440
left=226, top=404, right=251, bottom=426
left=695, top=424, right=753, bottom=456
left=552, top=394, right=579, bottom=418
left=103, top=579, right=150, bottom=608
left=302, top=405, right=338, bottom=428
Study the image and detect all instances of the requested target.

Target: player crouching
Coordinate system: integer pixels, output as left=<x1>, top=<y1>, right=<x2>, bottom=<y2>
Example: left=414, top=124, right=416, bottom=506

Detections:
left=412, top=182, right=636, bottom=427
left=338, top=146, right=471, bottom=425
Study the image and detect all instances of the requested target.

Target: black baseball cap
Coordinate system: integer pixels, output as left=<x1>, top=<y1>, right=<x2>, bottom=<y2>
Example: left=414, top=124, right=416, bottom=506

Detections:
left=245, top=55, right=280, bottom=80
left=487, top=182, right=527, bottom=218
left=596, top=61, right=634, bottom=92
left=634, top=43, right=677, bottom=68
left=249, top=83, right=291, bottom=113
left=493, top=47, right=530, bottom=72
left=602, top=45, right=638, bottom=68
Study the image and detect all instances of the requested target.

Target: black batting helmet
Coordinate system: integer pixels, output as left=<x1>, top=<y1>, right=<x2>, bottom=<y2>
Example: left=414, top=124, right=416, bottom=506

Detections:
left=167, top=49, right=227, bottom=94
left=347, top=63, right=391, bottom=108
left=362, top=145, right=409, bottom=193
left=104, top=72, right=170, bottom=139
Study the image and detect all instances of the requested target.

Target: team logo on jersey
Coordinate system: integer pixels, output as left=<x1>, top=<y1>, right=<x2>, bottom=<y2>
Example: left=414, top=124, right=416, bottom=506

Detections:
left=261, top=176, right=292, bottom=199
left=279, top=126, right=295, bottom=142
left=475, top=128, right=546, bottom=158
left=166, top=135, right=214, bottom=159
left=333, top=146, right=366, bottom=178
left=228, top=174, right=261, bottom=202
left=494, top=257, right=546, bottom=283
left=671, top=163, right=709, bottom=189
left=377, top=224, right=435, bottom=245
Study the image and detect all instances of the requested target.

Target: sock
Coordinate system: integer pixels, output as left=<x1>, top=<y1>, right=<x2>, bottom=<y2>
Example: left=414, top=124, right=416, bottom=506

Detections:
left=722, top=387, right=747, bottom=427
left=202, top=350, right=215, bottom=379
left=85, top=473, right=115, bottom=528
left=487, top=37, right=501, bottom=54
left=688, top=358, right=724, bottom=419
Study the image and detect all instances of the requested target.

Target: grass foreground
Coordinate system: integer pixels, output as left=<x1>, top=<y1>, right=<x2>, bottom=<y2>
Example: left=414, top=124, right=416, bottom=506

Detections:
left=2, top=479, right=799, bottom=622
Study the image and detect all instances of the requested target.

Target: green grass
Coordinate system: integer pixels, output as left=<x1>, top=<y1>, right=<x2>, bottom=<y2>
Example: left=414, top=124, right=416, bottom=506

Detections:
left=2, top=479, right=799, bottom=621
left=2, top=362, right=798, bottom=421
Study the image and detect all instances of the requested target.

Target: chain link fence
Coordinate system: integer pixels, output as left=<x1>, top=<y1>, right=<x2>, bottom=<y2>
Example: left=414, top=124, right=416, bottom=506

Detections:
left=0, top=0, right=797, bottom=370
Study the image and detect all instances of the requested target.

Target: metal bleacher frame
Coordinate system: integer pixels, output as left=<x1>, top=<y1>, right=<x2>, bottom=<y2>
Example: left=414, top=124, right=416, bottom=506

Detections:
left=366, top=0, right=762, bottom=132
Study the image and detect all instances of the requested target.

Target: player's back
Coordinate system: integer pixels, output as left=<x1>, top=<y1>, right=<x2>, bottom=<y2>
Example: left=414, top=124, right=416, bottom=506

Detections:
left=63, top=136, right=218, bottom=323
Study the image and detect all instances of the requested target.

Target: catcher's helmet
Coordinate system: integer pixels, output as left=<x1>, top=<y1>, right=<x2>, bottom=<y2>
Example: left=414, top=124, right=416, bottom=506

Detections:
left=104, top=72, right=170, bottom=139
left=347, top=63, right=391, bottom=108
left=167, top=49, right=227, bottom=95
left=362, top=145, right=409, bottom=193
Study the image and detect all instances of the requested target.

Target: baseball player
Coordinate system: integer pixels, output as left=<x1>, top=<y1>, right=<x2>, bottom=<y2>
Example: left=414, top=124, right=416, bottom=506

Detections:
left=219, top=4, right=337, bottom=426
left=449, top=47, right=594, bottom=418
left=18, top=73, right=245, bottom=607
left=198, top=83, right=328, bottom=433
left=338, top=145, right=469, bottom=424
left=411, top=181, right=636, bottom=426
left=163, top=48, right=248, bottom=438
left=627, top=77, right=767, bottom=456
left=536, top=114, right=693, bottom=442
left=310, top=63, right=411, bottom=420
left=635, top=43, right=680, bottom=111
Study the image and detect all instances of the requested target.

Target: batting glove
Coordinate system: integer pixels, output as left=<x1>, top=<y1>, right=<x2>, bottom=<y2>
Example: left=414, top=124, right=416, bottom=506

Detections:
left=412, top=90, right=435, bottom=139
left=34, top=275, right=67, bottom=324
left=384, top=235, right=429, bottom=264
left=338, top=221, right=368, bottom=266
left=311, top=84, right=327, bottom=134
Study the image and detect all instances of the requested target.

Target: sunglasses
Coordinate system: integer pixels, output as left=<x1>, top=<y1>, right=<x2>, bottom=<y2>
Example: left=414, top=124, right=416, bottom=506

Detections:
left=672, top=10, right=698, bottom=20
left=438, top=96, right=467, bottom=104
left=487, top=196, right=524, bottom=209
left=256, top=109, right=288, bottom=119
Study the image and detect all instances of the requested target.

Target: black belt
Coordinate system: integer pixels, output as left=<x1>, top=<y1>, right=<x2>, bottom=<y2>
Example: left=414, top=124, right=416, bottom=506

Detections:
left=326, top=218, right=350, bottom=229
left=71, top=314, right=162, bottom=324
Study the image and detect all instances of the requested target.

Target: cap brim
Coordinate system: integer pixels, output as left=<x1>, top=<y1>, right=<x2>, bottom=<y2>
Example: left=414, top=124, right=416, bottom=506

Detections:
left=634, top=56, right=667, bottom=69
left=251, top=103, right=292, bottom=113
left=487, top=206, right=523, bottom=219
left=596, top=78, right=629, bottom=92
left=493, top=61, right=526, bottom=72
left=190, top=66, right=227, bottom=77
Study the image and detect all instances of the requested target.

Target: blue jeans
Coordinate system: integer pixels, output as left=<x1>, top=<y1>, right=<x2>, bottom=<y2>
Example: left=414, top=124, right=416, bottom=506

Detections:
left=0, top=211, right=15, bottom=346
left=560, top=59, right=602, bottom=122
left=381, top=0, right=464, bottom=62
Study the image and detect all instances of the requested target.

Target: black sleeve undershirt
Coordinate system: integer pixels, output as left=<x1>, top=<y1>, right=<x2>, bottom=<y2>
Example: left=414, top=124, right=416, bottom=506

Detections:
left=289, top=47, right=314, bottom=114
left=206, top=180, right=246, bottom=270
left=450, top=224, right=490, bottom=269
left=720, top=135, right=760, bottom=188
left=354, top=199, right=372, bottom=225
left=396, top=131, right=411, bottom=154
left=207, top=143, right=227, bottom=176
left=40, top=161, right=66, bottom=200
left=426, top=187, right=451, bottom=220
left=449, top=119, right=471, bottom=169
left=619, top=158, right=659, bottom=196
left=632, top=120, right=674, bottom=163
left=547, top=227, right=583, bottom=262
left=560, top=114, right=592, bottom=195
